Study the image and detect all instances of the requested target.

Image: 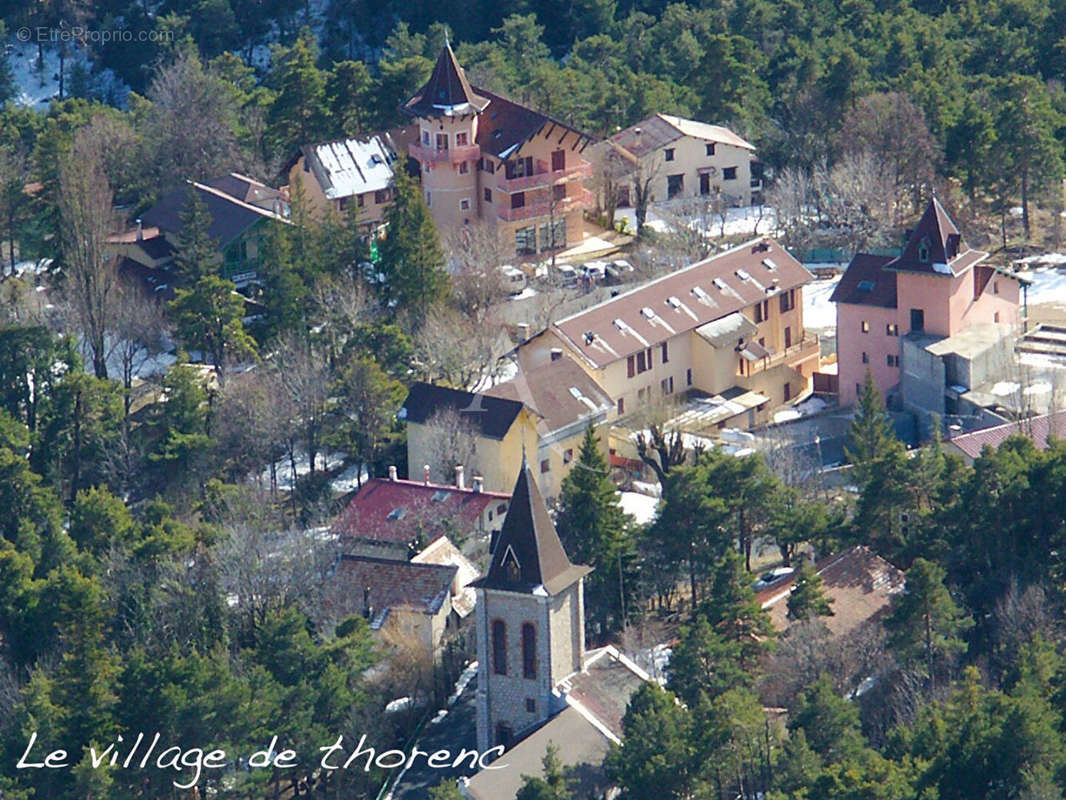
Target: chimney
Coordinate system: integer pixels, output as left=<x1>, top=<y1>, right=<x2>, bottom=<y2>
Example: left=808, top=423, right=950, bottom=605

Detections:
left=472, top=475, right=484, bottom=493
left=388, top=465, right=398, bottom=481
left=517, top=322, right=530, bottom=341
left=423, top=464, right=430, bottom=485
left=135, top=218, right=143, bottom=241
left=455, top=464, right=465, bottom=490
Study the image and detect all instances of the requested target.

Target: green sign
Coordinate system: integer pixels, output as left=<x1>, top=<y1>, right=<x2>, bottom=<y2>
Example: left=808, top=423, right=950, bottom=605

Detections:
left=369, top=238, right=380, bottom=263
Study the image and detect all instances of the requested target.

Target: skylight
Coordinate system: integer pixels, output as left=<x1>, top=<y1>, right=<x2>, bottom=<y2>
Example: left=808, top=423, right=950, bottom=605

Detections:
left=387, top=508, right=406, bottom=521
left=762, top=258, right=778, bottom=271
left=736, top=269, right=751, bottom=281
left=857, top=280, right=875, bottom=291
left=431, top=490, right=451, bottom=502
left=641, top=307, right=655, bottom=319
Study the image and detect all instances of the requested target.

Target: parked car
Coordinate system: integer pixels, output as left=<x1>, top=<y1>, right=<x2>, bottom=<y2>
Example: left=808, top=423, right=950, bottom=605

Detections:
left=498, top=265, right=528, bottom=295
left=750, top=566, right=795, bottom=591
left=553, top=263, right=578, bottom=287
left=605, top=259, right=635, bottom=282
left=581, top=260, right=608, bottom=282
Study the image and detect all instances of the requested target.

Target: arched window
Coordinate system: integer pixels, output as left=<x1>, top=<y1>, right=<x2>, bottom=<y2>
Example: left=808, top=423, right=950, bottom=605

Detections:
left=522, top=622, right=537, bottom=679
left=492, top=619, right=507, bottom=675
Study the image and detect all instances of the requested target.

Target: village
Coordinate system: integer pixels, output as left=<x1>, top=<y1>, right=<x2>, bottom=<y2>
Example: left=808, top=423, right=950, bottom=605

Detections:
left=2, top=4, right=1066, bottom=800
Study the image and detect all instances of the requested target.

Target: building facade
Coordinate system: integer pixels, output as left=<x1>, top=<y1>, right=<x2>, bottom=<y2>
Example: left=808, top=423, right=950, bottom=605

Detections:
left=403, top=43, right=595, bottom=257
left=831, top=199, right=1023, bottom=407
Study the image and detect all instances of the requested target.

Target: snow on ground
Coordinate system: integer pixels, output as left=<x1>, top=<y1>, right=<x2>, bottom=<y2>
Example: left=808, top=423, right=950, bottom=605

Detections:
left=1018, top=267, right=1066, bottom=306
left=620, top=491, right=659, bottom=525
left=803, top=276, right=842, bottom=329
left=330, top=462, right=369, bottom=494
left=508, top=286, right=538, bottom=301
left=259, top=450, right=347, bottom=491
left=8, top=40, right=62, bottom=107
left=773, top=395, right=828, bottom=423
left=991, top=381, right=1021, bottom=397
left=614, top=204, right=777, bottom=239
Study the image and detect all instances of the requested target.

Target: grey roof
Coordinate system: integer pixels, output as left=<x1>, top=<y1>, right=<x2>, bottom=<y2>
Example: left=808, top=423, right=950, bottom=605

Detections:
left=402, top=382, right=529, bottom=441
left=485, top=356, right=612, bottom=436
left=141, top=181, right=282, bottom=248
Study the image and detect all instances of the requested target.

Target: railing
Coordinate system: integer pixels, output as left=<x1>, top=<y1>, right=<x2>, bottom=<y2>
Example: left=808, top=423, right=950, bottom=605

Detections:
left=496, top=161, right=592, bottom=194
left=408, top=141, right=481, bottom=164
left=496, top=187, right=594, bottom=222
left=740, top=333, right=820, bottom=376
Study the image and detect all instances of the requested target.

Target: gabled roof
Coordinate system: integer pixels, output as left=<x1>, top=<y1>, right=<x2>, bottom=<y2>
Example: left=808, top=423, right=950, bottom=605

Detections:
left=401, top=382, right=531, bottom=440
left=552, top=237, right=812, bottom=368
left=404, top=42, right=489, bottom=118
left=301, top=135, right=397, bottom=200
left=485, top=356, right=612, bottom=436
left=334, top=555, right=458, bottom=628
left=829, top=253, right=898, bottom=308
left=472, top=464, right=591, bottom=595
left=472, top=87, right=593, bottom=160
left=887, top=197, right=987, bottom=277
left=204, top=173, right=283, bottom=209
left=609, top=113, right=755, bottom=159
left=946, top=409, right=1066, bottom=461
left=141, top=180, right=285, bottom=248
left=331, top=476, right=510, bottom=546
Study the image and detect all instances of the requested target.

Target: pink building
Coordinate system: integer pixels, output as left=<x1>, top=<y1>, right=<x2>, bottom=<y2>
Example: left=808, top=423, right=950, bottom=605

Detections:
left=832, top=199, right=1022, bottom=407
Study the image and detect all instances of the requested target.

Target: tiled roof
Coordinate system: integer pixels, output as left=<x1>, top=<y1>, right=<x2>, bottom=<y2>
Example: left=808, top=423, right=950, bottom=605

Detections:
left=411, top=536, right=481, bottom=618
left=553, top=237, right=812, bottom=368
left=946, top=409, right=1066, bottom=461
left=609, top=113, right=755, bottom=159
left=888, top=198, right=987, bottom=277
left=141, top=180, right=284, bottom=248
left=565, top=647, right=650, bottom=738
left=404, top=42, right=489, bottom=118
left=331, top=477, right=509, bottom=545
left=758, top=546, right=905, bottom=637
left=204, top=173, right=282, bottom=208
left=472, top=464, right=591, bottom=596
left=485, top=356, right=612, bottom=436
left=401, top=382, right=529, bottom=440
left=472, top=87, right=592, bottom=159
left=334, top=555, right=457, bottom=626
left=829, top=253, right=898, bottom=308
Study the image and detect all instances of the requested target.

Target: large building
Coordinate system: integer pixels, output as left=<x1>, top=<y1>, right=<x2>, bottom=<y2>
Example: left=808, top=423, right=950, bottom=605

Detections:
left=831, top=198, right=1023, bottom=407
left=517, top=237, right=819, bottom=430
left=606, top=113, right=762, bottom=207
left=402, top=42, right=595, bottom=257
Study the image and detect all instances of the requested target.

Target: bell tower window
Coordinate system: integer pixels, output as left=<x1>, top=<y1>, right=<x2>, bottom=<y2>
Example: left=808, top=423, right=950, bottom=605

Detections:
left=492, top=619, right=507, bottom=675
left=522, top=623, right=537, bottom=679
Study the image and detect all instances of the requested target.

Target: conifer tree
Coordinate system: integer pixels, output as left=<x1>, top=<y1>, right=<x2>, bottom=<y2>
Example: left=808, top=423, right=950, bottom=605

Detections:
left=787, top=559, right=834, bottom=621
left=845, top=370, right=902, bottom=486
left=377, top=168, right=448, bottom=317
left=172, top=186, right=219, bottom=285
left=169, top=275, right=257, bottom=386
left=555, top=425, right=635, bottom=637
left=700, top=551, right=775, bottom=668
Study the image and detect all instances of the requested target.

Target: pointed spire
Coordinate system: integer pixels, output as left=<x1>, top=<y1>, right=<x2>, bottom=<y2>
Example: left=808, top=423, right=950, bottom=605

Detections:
left=473, top=464, right=591, bottom=596
left=403, top=41, right=489, bottom=119
left=891, top=197, right=967, bottom=274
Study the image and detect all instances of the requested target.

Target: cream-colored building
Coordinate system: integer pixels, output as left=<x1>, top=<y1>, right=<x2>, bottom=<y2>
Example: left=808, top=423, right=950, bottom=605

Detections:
left=516, top=237, right=819, bottom=436
left=402, top=43, right=595, bottom=258
left=606, top=113, right=761, bottom=207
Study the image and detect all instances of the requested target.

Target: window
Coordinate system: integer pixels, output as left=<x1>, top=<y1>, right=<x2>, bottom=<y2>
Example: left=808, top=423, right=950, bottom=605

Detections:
left=667, top=173, right=684, bottom=198
left=754, top=299, right=769, bottom=323
left=910, top=308, right=925, bottom=332
left=661, top=376, right=674, bottom=395
left=784, top=326, right=792, bottom=348
left=525, top=698, right=536, bottom=713
left=627, top=355, right=635, bottom=378
left=511, top=192, right=525, bottom=209
left=522, top=623, right=536, bottom=679
left=552, top=183, right=566, bottom=202
left=456, top=131, right=469, bottom=146
left=435, top=132, right=448, bottom=151
left=563, top=449, right=573, bottom=464
left=481, top=158, right=495, bottom=174
left=484, top=188, right=492, bottom=202
left=492, top=620, right=507, bottom=675
left=497, top=503, right=507, bottom=515
left=617, top=398, right=625, bottom=415
left=994, top=281, right=1000, bottom=295
left=460, top=198, right=470, bottom=210
left=421, top=130, right=430, bottom=145
left=551, top=150, right=566, bottom=171
left=784, top=382, right=792, bottom=401
left=887, top=354, right=899, bottom=367
left=375, top=189, right=388, bottom=204
left=496, top=723, right=513, bottom=748
left=425, top=190, right=431, bottom=206
left=862, top=352, right=869, bottom=364
left=357, top=194, right=365, bottom=208
left=664, top=148, right=675, bottom=161
left=515, top=226, right=536, bottom=255
left=638, top=387, right=646, bottom=402
left=706, top=142, right=716, bottom=156
left=636, top=351, right=647, bottom=373
left=661, top=342, right=669, bottom=363
left=540, top=459, right=550, bottom=473
left=856, top=383, right=861, bottom=397
left=458, top=160, right=469, bottom=174
left=780, top=289, right=795, bottom=313
left=687, top=368, right=693, bottom=386
left=917, top=236, right=931, bottom=262
left=886, top=323, right=898, bottom=336
left=861, top=320, right=870, bottom=333
left=723, top=166, right=737, bottom=180
left=994, top=311, right=1001, bottom=323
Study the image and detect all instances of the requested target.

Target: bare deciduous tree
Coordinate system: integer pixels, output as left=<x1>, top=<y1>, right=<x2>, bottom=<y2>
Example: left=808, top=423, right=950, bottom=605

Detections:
left=420, top=406, right=480, bottom=485
left=443, top=221, right=509, bottom=324
left=59, top=120, right=121, bottom=379
left=413, top=304, right=506, bottom=389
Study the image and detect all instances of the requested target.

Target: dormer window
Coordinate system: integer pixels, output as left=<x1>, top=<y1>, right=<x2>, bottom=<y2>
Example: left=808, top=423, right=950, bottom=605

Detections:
left=917, top=236, right=931, bottom=262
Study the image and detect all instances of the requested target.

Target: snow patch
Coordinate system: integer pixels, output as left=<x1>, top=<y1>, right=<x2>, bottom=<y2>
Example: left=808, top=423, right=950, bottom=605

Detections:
left=620, top=491, right=658, bottom=525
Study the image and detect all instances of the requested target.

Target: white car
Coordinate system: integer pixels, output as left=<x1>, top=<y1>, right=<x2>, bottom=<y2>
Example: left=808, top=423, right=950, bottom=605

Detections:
left=581, top=260, right=608, bottom=281
left=553, top=263, right=578, bottom=287
left=605, top=259, right=635, bottom=281
left=750, top=566, right=795, bottom=591
left=498, top=265, right=527, bottom=295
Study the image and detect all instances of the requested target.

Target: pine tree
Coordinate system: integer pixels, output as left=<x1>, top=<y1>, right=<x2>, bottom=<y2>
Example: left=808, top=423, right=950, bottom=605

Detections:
left=516, top=744, right=574, bottom=800
left=845, top=371, right=902, bottom=486
left=787, top=559, right=834, bottom=621
left=700, top=551, right=775, bottom=668
left=267, top=32, right=331, bottom=155
left=377, top=168, right=448, bottom=317
left=168, top=275, right=257, bottom=385
left=555, top=425, right=634, bottom=637
left=172, top=186, right=219, bottom=285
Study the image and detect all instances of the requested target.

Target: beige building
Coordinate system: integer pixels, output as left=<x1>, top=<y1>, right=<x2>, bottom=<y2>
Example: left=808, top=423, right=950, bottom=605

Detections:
left=606, top=113, right=761, bottom=207
left=402, top=43, right=595, bottom=257
left=284, top=134, right=399, bottom=231
left=517, top=237, right=819, bottom=435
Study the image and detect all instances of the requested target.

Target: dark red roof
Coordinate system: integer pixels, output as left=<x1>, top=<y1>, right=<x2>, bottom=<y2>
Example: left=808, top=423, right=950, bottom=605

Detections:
left=472, top=464, right=591, bottom=595
left=404, top=42, right=489, bottom=118
left=947, top=410, right=1066, bottom=460
left=829, top=253, right=897, bottom=308
left=331, top=477, right=510, bottom=545
left=887, top=198, right=986, bottom=277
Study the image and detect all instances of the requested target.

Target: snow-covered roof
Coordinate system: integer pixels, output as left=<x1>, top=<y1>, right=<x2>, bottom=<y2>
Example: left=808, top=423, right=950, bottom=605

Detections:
left=306, top=135, right=397, bottom=200
left=657, top=114, right=757, bottom=151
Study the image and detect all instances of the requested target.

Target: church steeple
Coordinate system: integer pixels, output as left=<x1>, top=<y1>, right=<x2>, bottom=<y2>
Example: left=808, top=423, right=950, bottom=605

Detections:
left=403, top=41, right=489, bottom=118
left=473, top=464, right=591, bottom=595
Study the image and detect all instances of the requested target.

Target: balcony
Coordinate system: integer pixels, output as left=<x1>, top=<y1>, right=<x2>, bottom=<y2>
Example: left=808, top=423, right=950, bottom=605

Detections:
left=737, top=332, right=820, bottom=377
left=496, top=187, right=594, bottom=223
left=497, top=161, right=593, bottom=194
left=409, top=141, right=481, bottom=165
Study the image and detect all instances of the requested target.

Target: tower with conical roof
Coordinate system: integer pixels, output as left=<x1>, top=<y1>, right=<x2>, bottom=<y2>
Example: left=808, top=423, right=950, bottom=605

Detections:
left=471, top=462, right=592, bottom=753
left=403, top=41, right=488, bottom=230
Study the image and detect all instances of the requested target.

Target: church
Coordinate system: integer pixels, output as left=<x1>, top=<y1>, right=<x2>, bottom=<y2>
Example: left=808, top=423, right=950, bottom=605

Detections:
left=464, top=462, right=650, bottom=799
